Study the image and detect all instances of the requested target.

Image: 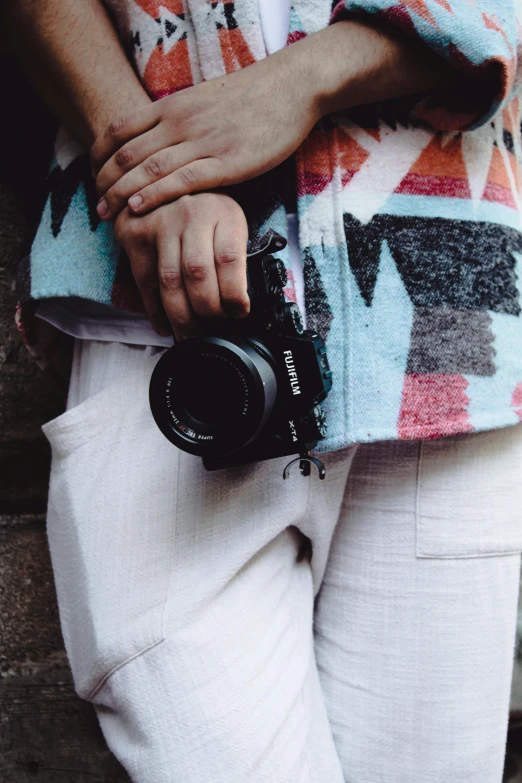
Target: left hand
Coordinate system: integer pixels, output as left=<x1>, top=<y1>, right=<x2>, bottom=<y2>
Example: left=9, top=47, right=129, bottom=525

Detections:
left=91, top=43, right=321, bottom=220
left=92, top=17, right=449, bottom=220
left=112, top=192, right=250, bottom=340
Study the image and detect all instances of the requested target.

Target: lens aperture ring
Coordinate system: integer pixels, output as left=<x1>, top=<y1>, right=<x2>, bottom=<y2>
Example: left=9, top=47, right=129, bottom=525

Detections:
left=149, top=336, right=278, bottom=457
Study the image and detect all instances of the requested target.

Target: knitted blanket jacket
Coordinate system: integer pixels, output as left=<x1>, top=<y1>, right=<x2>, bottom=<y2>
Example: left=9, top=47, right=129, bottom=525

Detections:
left=18, top=0, right=522, bottom=453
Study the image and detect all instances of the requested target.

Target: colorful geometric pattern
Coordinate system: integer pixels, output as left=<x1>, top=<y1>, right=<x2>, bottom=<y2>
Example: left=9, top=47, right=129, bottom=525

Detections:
left=20, top=0, right=522, bottom=453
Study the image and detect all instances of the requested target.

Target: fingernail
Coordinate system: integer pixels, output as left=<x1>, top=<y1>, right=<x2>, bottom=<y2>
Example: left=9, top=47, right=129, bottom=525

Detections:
left=129, top=194, right=143, bottom=210
left=97, top=198, right=108, bottom=217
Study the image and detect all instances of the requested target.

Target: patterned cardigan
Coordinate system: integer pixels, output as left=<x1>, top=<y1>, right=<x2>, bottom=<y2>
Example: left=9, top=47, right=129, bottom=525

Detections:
left=17, top=0, right=522, bottom=453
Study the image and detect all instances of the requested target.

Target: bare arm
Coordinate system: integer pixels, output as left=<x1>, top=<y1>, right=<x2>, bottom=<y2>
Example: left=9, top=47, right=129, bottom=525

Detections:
left=1, top=0, right=151, bottom=149
left=92, top=17, right=451, bottom=218
left=1, top=0, right=251, bottom=338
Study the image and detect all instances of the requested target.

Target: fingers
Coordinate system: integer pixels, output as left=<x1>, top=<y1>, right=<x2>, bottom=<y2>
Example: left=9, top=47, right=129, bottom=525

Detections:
left=126, top=158, right=226, bottom=215
left=90, top=104, right=161, bottom=176
left=114, top=195, right=250, bottom=341
left=128, top=246, right=172, bottom=338
left=97, top=142, right=198, bottom=220
left=181, top=219, right=225, bottom=321
left=156, top=231, right=195, bottom=340
left=214, top=212, right=250, bottom=318
left=113, top=209, right=170, bottom=337
left=96, top=125, right=174, bottom=199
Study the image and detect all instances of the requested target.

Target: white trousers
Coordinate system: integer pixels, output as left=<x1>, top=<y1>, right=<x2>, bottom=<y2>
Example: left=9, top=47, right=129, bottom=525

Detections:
left=43, top=339, right=522, bottom=783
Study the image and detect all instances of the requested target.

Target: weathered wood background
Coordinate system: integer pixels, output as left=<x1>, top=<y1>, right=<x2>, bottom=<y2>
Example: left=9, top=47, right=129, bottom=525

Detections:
left=0, top=53, right=521, bottom=783
left=0, top=54, right=130, bottom=782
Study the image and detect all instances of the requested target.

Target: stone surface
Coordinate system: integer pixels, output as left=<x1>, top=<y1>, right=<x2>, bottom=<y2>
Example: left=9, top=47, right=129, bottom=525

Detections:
left=0, top=54, right=64, bottom=516
left=1, top=667, right=130, bottom=782
left=0, top=515, right=63, bottom=678
left=0, top=515, right=131, bottom=782
left=0, top=57, right=128, bottom=782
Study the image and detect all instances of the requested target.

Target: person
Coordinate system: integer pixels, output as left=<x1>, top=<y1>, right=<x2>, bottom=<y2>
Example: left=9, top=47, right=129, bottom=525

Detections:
left=3, top=0, right=522, bottom=780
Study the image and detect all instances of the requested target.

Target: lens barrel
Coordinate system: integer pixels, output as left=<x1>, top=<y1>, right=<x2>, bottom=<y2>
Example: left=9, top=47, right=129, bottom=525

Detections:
left=149, top=336, right=278, bottom=457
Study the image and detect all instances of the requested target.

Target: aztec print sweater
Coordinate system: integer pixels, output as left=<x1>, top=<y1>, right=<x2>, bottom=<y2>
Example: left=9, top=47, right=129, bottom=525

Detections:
left=18, top=0, right=522, bottom=453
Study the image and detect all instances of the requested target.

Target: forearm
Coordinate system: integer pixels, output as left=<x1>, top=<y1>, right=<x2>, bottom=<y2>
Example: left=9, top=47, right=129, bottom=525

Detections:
left=1, top=0, right=151, bottom=149
left=281, top=18, right=451, bottom=122
left=89, top=11, right=456, bottom=218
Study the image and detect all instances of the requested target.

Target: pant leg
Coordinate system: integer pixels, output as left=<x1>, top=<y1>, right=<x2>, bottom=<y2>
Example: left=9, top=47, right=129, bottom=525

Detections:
left=43, top=339, right=353, bottom=783
left=314, top=428, right=522, bottom=783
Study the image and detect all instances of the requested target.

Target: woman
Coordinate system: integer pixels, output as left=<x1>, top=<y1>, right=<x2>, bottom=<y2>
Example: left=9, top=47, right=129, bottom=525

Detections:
left=4, top=0, right=522, bottom=780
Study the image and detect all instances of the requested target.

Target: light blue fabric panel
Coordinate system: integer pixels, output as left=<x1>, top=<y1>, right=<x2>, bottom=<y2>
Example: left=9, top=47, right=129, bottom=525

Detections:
left=466, top=253, right=522, bottom=429
left=343, top=240, right=414, bottom=443
left=31, top=184, right=119, bottom=304
left=378, top=194, right=522, bottom=228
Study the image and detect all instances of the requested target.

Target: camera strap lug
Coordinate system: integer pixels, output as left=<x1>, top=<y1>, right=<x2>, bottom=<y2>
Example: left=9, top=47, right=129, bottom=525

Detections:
left=283, top=451, right=326, bottom=481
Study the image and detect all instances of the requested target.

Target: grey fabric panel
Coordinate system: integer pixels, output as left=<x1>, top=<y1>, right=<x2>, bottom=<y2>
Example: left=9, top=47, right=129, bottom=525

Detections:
left=406, top=307, right=496, bottom=376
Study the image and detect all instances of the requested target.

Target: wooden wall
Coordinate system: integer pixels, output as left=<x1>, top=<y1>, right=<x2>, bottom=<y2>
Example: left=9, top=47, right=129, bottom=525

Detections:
left=0, top=55, right=129, bottom=782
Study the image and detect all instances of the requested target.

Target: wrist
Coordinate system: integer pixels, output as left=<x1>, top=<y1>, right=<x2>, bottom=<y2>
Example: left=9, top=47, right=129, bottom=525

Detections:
left=87, top=92, right=153, bottom=150
left=269, top=21, right=385, bottom=126
left=266, top=38, right=325, bottom=128
left=288, top=19, right=449, bottom=121
left=298, top=21, right=403, bottom=119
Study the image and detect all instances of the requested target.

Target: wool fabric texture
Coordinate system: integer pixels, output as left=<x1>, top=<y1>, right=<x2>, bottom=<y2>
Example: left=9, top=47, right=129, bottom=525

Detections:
left=18, top=0, right=522, bottom=452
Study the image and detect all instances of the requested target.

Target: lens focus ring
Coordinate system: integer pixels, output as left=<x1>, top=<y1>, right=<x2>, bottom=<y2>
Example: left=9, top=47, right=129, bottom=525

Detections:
left=149, top=336, right=278, bottom=458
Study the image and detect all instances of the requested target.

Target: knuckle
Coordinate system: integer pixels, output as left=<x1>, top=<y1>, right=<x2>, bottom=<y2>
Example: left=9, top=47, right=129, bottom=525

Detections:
left=115, top=146, right=134, bottom=168
left=200, top=299, right=224, bottom=317
left=221, top=292, right=249, bottom=310
left=142, top=276, right=160, bottom=292
left=178, top=166, right=198, bottom=189
left=215, top=247, right=243, bottom=267
left=177, top=195, right=198, bottom=220
left=215, top=142, right=233, bottom=159
left=129, top=218, right=151, bottom=244
left=107, top=116, right=127, bottom=139
left=144, top=156, right=163, bottom=178
left=131, top=224, right=146, bottom=242
left=159, top=267, right=183, bottom=290
left=135, top=270, right=158, bottom=292
left=183, top=255, right=209, bottom=283
left=108, top=182, right=125, bottom=206
left=171, top=313, right=192, bottom=330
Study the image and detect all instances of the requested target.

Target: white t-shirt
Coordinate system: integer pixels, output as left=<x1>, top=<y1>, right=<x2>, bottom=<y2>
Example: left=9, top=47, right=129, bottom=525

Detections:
left=36, top=0, right=303, bottom=346
left=258, top=0, right=292, bottom=56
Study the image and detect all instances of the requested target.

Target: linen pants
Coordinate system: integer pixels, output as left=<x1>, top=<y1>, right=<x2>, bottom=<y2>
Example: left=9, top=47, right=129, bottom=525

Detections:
left=43, top=339, right=522, bottom=783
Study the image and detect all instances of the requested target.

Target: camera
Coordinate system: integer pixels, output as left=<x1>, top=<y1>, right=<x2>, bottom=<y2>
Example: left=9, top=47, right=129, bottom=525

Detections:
left=149, top=233, right=332, bottom=479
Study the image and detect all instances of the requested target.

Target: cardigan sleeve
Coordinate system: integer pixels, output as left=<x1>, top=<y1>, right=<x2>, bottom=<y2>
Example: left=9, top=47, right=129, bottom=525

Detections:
left=330, top=0, right=521, bottom=131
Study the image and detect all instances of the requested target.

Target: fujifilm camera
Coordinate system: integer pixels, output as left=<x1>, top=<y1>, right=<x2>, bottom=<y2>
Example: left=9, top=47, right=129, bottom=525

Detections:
left=149, top=233, right=332, bottom=479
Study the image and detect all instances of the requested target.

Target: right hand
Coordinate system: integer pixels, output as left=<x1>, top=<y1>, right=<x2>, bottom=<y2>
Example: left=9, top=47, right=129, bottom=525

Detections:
left=113, top=192, right=250, bottom=341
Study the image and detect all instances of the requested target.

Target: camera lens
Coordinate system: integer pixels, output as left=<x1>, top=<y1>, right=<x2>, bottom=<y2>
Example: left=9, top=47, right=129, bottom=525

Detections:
left=182, top=352, right=247, bottom=425
left=149, top=336, right=278, bottom=457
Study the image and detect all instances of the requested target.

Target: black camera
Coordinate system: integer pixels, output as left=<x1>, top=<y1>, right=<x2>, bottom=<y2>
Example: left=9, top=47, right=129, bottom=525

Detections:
left=149, top=233, right=332, bottom=479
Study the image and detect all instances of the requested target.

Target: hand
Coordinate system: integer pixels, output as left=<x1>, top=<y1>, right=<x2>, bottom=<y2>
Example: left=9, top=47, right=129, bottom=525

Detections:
left=92, top=42, right=321, bottom=220
left=92, top=18, right=450, bottom=221
left=113, top=192, right=249, bottom=340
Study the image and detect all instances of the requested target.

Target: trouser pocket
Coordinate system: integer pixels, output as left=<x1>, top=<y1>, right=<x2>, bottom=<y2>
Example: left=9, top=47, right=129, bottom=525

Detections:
left=415, top=424, right=522, bottom=559
left=43, top=345, right=179, bottom=700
